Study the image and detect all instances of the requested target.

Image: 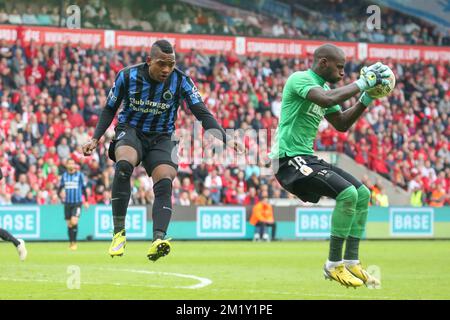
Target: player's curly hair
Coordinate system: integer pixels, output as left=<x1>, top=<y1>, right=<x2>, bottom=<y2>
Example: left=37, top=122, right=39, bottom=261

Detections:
left=151, top=40, right=174, bottom=57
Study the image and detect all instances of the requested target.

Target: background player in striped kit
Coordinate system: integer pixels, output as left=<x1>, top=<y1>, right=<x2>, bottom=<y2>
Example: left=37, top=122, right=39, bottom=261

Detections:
left=58, top=158, right=89, bottom=250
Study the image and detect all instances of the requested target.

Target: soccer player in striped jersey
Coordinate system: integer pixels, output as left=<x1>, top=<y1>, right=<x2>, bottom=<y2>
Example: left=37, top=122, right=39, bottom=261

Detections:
left=82, top=40, right=243, bottom=261
left=58, top=158, right=89, bottom=250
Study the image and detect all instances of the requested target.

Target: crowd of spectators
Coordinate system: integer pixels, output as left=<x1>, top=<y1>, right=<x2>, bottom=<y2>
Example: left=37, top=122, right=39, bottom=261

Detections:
left=282, top=0, right=450, bottom=45
left=0, top=38, right=448, bottom=206
left=0, top=0, right=449, bottom=46
left=0, top=1, right=118, bottom=30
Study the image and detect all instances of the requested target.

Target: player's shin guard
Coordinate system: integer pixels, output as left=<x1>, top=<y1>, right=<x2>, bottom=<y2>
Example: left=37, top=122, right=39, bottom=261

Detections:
left=345, top=185, right=370, bottom=260
left=348, top=185, right=370, bottom=239
left=112, top=160, right=134, bottom=234
left=329, top=186, right=358, bottom=261
left=331, top=186, right=358, bottom=238
left=152, top=178, right=173, bottom=241
left=0, top=228, right=21, bottom=247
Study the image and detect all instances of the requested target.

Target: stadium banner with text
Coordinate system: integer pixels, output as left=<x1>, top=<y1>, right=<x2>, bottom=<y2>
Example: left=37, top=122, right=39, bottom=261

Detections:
left=0, top=24, right=18, bottom=42
left=389, top=208, right=434, bottom=237
left=94, top=206, right=147, bottom=239
left=113, top=30, right=236, bottom=54
left=0, top=205, right=449, bottom=241
left=293, top=207, right=446, bottom=239
left=295, top=208, right=333, bottom=238
left=4, top=25, right=105, bottom=48
left=0, top=206, right=40, bottom=239
left=0, top=205, right=148, bottom=241
left=196, top=207, right=247, bottom=238
left=243, top=38, right=359, bottom=58
left=0, top=25, right=449, bottom=61
left=362, top=43, right=450, bottom=62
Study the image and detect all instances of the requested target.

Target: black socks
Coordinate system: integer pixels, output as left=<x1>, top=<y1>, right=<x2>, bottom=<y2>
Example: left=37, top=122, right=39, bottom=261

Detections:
left=112, top=160, right=134, bottom=234
left=328, top=235, right=345, bottom=262
left=152, top=178, right=173, bottom=241
left=344, top=236, right=360, bottom=261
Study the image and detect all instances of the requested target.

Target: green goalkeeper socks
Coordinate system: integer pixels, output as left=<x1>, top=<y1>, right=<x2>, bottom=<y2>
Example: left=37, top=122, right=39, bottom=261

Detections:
left=329, top=185, right=370, bottom=262
left=330, top=186, right=358, bottom=238
left=348, top=185, right=371, bottom=239
left=328, top=186, right=358, bottom=262
left=344, top=185, right=370, bottom=260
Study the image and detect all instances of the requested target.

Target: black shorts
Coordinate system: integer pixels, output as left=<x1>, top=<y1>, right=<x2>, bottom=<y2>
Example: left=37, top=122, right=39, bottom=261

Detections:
left=273, top=155, right=362, bottom=203
left=108, top=124, right=179, bottom=175
left=64, top=203, right=82, bottom=220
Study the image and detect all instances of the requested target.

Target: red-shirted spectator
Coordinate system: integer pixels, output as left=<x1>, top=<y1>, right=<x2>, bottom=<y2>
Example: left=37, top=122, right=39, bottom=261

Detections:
left=243, top=187, right=260, bottom=205
left=224, top=180, right=239, bottom=204
left=25, top=58, right=46, bottom=84
left=24, top=76, right=41, bottom=100
left=67, top=105, right=85, bottom=128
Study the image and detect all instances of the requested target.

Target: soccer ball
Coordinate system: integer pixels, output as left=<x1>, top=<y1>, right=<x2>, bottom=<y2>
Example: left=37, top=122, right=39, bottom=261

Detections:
left=366, top=66, right=396, bottom=99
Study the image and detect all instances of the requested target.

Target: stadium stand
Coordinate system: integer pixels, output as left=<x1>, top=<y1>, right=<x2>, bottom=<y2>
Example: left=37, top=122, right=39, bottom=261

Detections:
left=0, top=40, right=448, bottom=206
left=0, top=0, right=448, bottom=207
left=0, top=0, right=448, bottom=45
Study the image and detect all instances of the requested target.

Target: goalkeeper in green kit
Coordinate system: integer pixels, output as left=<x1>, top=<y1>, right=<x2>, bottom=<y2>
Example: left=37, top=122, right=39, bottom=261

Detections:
left=270, top=44, right=391, bottom=288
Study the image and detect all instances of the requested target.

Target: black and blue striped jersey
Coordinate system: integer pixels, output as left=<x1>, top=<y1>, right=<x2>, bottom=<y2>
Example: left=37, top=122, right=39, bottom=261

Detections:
left=59, top=171, right=86, bottom=204
left=106, top=63, right=202, bottom=133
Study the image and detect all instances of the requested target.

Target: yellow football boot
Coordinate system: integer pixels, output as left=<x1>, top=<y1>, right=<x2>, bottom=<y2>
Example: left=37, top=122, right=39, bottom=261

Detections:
left=147, top=238, right=171, bottom=262
left=109, top=230, right=126, bottom=257
left=323, top=263, right=364, bottom=288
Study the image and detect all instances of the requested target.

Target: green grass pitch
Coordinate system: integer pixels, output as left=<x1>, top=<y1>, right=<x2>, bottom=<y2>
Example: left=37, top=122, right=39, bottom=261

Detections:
left=1, top=240, right=449, bottom=300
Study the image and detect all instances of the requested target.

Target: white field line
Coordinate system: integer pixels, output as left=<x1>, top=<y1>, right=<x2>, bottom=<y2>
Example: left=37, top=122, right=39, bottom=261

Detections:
left=99, top=268, right=213, bottom=289
left=0, top=268, right=213, bottom=290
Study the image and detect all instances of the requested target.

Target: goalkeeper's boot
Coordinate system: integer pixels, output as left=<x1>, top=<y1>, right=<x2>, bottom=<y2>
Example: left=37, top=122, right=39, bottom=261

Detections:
left=323, top=263, right=364, bottom=288
left=147, top=238, right=171, bottom=262
left=345, top=262, right=381, bottom=288
left=109, top=230, right=126, bottom=257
